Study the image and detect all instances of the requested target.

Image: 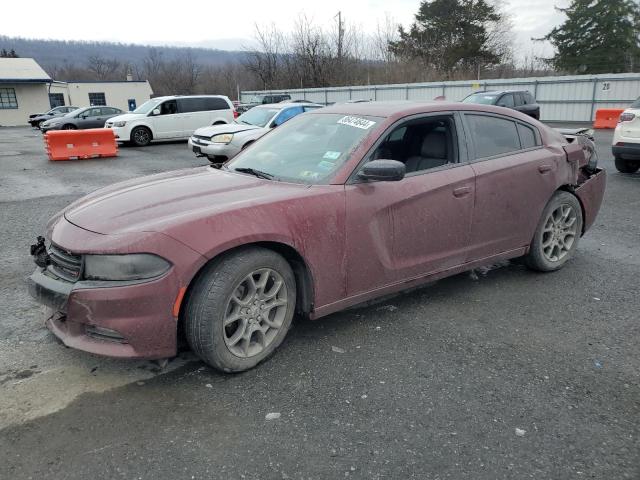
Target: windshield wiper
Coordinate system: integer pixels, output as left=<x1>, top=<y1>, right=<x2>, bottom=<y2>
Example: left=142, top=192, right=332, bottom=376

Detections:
left=233, top=167, right=274, bottom=180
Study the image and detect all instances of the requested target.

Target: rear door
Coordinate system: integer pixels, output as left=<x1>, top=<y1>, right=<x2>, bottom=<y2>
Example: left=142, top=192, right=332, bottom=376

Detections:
left=463, top=112, right=564, bottom=259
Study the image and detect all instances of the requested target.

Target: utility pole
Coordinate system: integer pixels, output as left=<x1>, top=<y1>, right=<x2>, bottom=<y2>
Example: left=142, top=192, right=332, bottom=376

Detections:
left=335, top=11, right=344, bottom=62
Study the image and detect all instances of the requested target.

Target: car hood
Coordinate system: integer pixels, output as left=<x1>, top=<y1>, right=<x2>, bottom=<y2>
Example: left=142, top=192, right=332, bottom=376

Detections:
left=107, top=113, right=143, bottom=123
left=63, top=166, right=311, bottom=235
left=194, top=123, right=262, bottom=136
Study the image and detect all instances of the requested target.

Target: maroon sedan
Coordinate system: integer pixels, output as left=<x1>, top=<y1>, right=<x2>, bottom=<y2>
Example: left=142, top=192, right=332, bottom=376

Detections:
left=28, top=102, right=606, bottom=372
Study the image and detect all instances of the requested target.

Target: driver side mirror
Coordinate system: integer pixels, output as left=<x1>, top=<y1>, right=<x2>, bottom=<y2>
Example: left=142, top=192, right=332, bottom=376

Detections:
left=358, top=160, right=405, bottom=182
left=151, top=108, right=161, bottom=116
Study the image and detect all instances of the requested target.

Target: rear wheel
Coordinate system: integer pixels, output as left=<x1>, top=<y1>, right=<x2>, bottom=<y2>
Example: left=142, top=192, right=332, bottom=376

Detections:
left=131, top=126, right=152, bottom=147
left=614, top=157, right=640, bottom=174
left=184, top=247, right=296, bottom=372
left=525, top=191, right=583, bottom=272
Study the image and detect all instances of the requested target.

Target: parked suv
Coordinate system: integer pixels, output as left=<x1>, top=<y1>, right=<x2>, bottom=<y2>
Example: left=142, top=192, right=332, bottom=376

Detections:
left=462, top=90, right=540, bottom=119
left=40, top=106, right=123, bottom=132
left=612, top=97, right=640, bottom=173
left=106, top=95, right=235, bottom=146
left=28, top=106, right=78, bottom=128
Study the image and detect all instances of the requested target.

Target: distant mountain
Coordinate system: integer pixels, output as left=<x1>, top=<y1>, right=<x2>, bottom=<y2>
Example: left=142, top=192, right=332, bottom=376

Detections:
left=0, top=36, right=249, bottom=75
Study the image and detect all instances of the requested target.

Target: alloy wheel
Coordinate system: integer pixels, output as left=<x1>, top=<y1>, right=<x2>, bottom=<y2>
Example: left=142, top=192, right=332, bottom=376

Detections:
left=541, top=204, right=578, bottom=262
left=223, top=268, right=288, bottom=358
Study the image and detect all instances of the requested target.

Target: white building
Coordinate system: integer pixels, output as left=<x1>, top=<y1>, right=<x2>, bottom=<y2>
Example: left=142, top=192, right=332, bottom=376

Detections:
left=0, top=58, right=153, bottom=127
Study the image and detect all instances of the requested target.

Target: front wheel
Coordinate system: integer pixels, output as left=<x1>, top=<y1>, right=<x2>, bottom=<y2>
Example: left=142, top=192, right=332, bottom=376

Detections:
left=525, top=191, right=583, bottom=272
left=131, top=126, right=152, bottom=147
left=614, top=157, right=639, bottom=174
left=184, top=247, right=296, bottom=372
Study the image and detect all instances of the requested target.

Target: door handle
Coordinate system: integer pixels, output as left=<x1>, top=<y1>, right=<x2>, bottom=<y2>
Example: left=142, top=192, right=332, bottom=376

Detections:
left=538, top=164, right=552, bottom=173
left=453, top=186, right=471, bottom=198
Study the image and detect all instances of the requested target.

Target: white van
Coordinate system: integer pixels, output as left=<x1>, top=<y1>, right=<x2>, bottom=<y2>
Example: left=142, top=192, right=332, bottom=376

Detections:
left=106, top=95, right=235, bottom=146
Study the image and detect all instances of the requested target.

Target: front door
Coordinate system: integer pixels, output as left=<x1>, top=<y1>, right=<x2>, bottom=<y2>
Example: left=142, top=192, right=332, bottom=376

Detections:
left=344, top=114, right=476, bottom=297
left=151, top=100, right=183, bottom=138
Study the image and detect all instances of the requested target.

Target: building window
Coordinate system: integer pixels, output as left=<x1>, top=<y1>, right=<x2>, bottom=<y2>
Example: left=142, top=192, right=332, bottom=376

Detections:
left=88, top=92, right=106, bottom=106
left=0, top=88, right=18, bottom=109
left=49, top=93, right=65, bottom=108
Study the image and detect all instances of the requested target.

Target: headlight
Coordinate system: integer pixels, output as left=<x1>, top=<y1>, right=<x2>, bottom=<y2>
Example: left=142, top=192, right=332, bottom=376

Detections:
left=113, top=121, right=127, bottom=127
left=47, top=121, right=61, bottom=126
left=211, top=133, right=233, bottom=143
left=83, top=254, right=171, bottom=281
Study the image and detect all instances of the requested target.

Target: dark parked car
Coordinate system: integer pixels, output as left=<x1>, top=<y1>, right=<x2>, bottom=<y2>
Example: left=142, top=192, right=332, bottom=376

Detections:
left=236, top=93, right=293, bottom=113
left=28, top=102, right=605, bottom=372
left=28, top=106, right=78, bottom=128
left=40, top=106, right=124, bottom=132
left=463, top=90, right=540, bottom=119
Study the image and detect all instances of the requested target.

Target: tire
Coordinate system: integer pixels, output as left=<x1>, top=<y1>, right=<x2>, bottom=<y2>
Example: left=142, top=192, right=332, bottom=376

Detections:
left=131, top=126, right=152, bottom=147
left=61, top=124, right=76, bottom=130
left=614, top=157, right=640, bottom=174
left=184, top=247, right=296, bottom=372
left=525, top=191, right=583, bottom=272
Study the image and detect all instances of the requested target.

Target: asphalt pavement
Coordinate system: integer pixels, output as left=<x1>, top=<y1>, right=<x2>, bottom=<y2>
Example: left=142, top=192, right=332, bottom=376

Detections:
left=0, top=126, right=638, bottom=479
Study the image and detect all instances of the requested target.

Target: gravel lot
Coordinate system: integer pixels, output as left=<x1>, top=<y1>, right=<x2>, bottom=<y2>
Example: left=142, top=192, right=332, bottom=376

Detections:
left=0, top=126, right=638, bottom=479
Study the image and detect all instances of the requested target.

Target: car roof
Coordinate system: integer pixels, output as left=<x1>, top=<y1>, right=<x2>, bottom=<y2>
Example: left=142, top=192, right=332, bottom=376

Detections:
left=153, top=94, right=229, bottom=100
left=313, top=100, right=538, bottom=120
left=255, top=102, right=323, bottom=109
left=470, top=90, right=530, bottom=95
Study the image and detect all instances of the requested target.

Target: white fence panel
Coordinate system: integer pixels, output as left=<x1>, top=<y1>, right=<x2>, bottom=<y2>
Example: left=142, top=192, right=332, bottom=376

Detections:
left=242, top=73, right=640, bottom=122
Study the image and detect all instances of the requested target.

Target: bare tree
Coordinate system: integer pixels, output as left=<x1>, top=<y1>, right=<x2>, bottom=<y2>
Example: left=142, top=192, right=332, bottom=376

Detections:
left=86, top=54, right=121, bottom=80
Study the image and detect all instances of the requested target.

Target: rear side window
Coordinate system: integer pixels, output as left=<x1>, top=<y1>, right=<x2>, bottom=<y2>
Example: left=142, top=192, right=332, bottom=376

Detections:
left=517, top=123, right=539, bottom=149
left=178, top=97, right=205, bottom=113
left=513, top=93, right=524, bottom=106
left=203, top=97, right=230, bottom=110
left=466, top=114, right=521, bottom=158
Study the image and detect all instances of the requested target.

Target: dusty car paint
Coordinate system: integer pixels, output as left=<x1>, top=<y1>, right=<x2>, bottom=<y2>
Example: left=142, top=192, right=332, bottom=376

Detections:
left=28, top=102, right=607, bottom=360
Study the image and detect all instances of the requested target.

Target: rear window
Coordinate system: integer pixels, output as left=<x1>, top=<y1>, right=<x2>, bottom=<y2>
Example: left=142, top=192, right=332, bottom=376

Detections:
left=466, top=114, right=521, bottom=158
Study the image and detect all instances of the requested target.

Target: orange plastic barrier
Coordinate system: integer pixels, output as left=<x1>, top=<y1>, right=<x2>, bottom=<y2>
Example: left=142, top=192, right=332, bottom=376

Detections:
left=593, top=108, right=624, bottom=129
left=44, top=128, right=118, bottom=161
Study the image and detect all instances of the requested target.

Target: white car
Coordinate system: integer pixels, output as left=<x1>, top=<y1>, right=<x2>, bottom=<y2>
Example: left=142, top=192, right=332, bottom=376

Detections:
left=106, top=95, right=235, bottom=147
left=612, top=97, right=640, bottom=173
left=188, top=103, right=323, bottom=163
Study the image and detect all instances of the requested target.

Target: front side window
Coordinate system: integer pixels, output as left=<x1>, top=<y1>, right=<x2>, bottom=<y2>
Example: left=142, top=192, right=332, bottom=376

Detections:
left=226, top=113, right=380, bottom=184
left=497, top=94, right=515, bottom=108
left=466, top=114, right=521, bottom=158
left=370, top=116, right=457, bottom=174
left=0, top=88, right=18, bottom=109
left=88, top=92, right=106, bottom=106
left=160, top=100, right=178, bottom=115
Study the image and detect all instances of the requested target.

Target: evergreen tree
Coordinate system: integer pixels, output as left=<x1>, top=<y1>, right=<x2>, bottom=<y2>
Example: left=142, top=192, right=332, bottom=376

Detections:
left=389, top=0, right=510, bottom=77
left=542, top=0, right=640, bottom=73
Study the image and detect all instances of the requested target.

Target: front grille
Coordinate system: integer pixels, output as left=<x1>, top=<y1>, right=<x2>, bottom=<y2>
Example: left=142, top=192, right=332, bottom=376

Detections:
left=47, top=244, right=82, bottom=282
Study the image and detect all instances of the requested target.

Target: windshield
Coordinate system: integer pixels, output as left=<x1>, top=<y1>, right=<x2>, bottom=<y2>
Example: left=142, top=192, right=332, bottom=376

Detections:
left=236, top=107, right=280, bottom=127
left=132, top=98, right=163, bottom=114
left=463, top=93, right=499, bottom=105
left=226, top=113, right=380, bottom=184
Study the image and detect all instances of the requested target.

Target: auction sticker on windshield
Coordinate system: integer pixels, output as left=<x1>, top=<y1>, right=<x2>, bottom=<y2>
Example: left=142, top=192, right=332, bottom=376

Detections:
left=338, top=116, right=376, bottom=130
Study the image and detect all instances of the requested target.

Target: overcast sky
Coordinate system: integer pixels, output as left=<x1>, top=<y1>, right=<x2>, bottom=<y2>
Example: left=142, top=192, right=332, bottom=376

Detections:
left=5, top=0, right=567, bottom=60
